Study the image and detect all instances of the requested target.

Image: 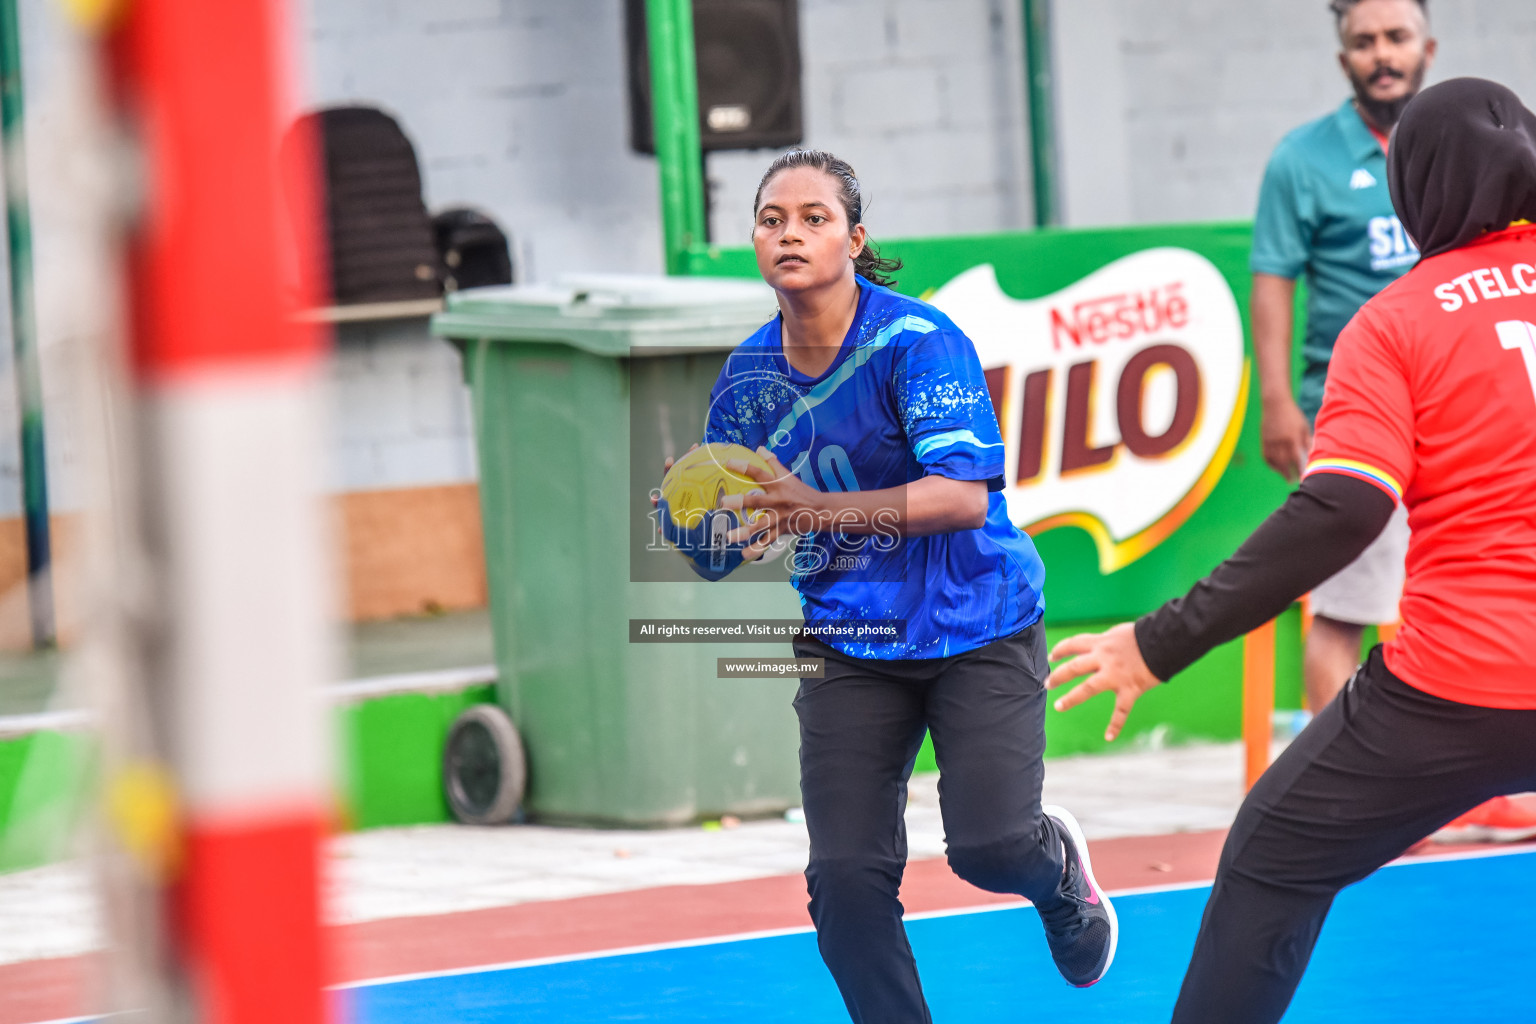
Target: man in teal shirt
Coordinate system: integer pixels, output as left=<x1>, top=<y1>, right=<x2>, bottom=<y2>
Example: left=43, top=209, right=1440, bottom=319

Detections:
left=1250, top=0, right=1433, bottom=713
left=1251, top=0, right=1536, bottom=847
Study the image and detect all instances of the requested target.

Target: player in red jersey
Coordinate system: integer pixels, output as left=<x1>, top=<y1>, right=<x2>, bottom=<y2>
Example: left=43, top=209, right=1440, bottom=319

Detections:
left=1047, top=77, right=1536, bottom=1023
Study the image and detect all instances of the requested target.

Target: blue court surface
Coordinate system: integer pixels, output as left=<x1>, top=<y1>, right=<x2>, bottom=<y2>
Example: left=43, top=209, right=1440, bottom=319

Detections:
left=342, top=849, right=1535, bottom=1024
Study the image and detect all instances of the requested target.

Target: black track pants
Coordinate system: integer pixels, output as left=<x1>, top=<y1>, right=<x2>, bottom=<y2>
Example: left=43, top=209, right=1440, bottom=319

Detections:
left=792, top=621, right=1064, bottom=1024
left=1173, top=646, right=1536, bottom=1023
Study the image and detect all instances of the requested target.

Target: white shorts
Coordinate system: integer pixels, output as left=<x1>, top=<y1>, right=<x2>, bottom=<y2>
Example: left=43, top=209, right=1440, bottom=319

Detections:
left=1310, top=503, right=1410, bottom=626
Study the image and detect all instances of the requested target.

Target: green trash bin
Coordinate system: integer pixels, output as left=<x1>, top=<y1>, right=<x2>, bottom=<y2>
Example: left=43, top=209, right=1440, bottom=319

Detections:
left=433, top=274, right=805, bottom=827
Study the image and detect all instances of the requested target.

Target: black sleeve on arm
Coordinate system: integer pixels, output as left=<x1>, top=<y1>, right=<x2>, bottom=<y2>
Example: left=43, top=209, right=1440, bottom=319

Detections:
left=1134, top=473, right=1397, bottom=681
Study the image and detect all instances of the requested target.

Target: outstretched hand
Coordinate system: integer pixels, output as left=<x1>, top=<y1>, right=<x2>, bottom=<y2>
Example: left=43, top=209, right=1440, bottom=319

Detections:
left=1046, top=622, right=1163, bottom=742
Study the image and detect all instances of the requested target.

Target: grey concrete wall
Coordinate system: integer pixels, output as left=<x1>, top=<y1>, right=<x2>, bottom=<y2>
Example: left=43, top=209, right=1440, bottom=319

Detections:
left=330, top=319, right=478, bottom=492
left=300, top=0, right=666, bottom=283
left=1055, top=0, right=1536, bottom=227
left=294, top=0, right=1536, bottom=257
left=297, top=0, right=1036, bottom=278
left=705, top=0, right=1034, bottom=248
left=295, top=0, right=1038, bottom=493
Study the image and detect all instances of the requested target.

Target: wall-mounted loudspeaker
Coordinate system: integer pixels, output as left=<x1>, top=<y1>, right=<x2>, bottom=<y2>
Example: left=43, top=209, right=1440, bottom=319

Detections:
left=626, top=0, right=804, bottom=154
left=301, top=106, right=442, bottom=306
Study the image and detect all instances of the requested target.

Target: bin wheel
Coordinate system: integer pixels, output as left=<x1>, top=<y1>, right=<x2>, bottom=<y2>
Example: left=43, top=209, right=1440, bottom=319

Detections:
left=444, top=704, right=526, bottom=825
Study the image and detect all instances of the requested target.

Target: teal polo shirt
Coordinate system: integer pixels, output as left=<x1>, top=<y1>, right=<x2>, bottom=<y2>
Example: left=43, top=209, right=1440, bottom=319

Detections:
left=1251, top=98, right=1419, bottom=421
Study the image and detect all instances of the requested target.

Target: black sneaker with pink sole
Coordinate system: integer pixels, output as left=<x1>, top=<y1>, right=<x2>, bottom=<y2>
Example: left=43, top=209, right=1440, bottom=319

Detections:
left=1037, top=804, right=1119, bottom=987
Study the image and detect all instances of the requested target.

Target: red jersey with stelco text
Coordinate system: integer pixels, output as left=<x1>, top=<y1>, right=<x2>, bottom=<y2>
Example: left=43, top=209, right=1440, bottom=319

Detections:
left=1306, top=223, right=1536, bottom=708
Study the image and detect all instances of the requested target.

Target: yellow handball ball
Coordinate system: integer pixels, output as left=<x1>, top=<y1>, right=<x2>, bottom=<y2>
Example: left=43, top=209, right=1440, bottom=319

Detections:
left=660, top=442, right=774, bottom=531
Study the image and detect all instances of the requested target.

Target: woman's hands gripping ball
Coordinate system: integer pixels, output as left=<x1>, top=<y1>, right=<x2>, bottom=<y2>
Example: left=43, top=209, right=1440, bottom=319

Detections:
left=717, top=447, right=827, bottom=564
left=658, top=442, right=773, bottom=580
left=657, top=443, right=827, bottom=580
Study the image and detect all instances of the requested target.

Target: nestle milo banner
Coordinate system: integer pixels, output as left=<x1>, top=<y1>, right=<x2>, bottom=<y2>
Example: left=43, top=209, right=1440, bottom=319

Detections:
left=687, top=222, right=1291, bottom=623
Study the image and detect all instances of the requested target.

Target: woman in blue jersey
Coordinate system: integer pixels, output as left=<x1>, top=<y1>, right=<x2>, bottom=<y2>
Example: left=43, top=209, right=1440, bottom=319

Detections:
left=692, top=150, right=1117, bottom=1021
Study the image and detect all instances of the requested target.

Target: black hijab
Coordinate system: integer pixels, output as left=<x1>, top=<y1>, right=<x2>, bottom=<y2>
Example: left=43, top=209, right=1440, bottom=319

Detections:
left=1387, top=78, right=1536, bottom=259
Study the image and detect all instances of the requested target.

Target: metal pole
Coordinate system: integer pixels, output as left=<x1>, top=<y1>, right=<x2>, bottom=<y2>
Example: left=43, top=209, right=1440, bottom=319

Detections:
left=645, top=0, right=706, bottom=274
left=0, top=0, right=55, bottom=647
left=1243, top=620, right=1276, bottom=790
left=700, top=148, right=711, bottom=245
left=1022, top=0, right=1060, bottom=228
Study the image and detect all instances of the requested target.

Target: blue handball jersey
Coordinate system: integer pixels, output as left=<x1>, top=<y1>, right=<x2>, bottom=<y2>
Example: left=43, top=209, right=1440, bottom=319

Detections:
left=703, top=276, right=1046, bottom=659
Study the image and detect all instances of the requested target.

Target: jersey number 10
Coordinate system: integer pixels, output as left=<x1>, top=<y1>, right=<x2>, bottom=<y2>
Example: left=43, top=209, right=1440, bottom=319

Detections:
left=791, top=444, right=861, bottom=493
left=1497, top=320, right=1536, bottom=404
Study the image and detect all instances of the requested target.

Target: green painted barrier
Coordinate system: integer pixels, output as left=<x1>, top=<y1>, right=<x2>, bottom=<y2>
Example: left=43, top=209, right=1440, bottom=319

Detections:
left=336, top=684, right=499, bottom=830
left=0, top=685, right=510, bottom=867
left=0, top=730, right=93, bottom=872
